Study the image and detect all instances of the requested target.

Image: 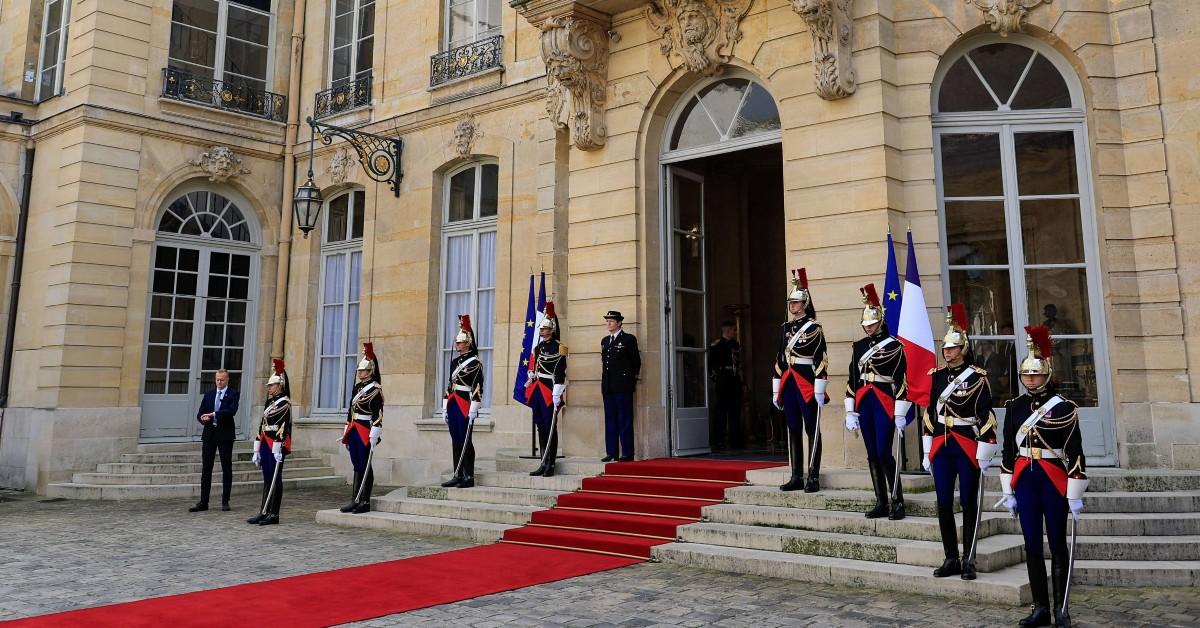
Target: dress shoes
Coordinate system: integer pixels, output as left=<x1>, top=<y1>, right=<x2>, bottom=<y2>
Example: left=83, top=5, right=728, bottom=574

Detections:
left=932, top=558, right=961, bottom=578
left=440, top=477, right=462, bottom=488
left=352, top=502, right=371, bottom=514
left=803, top=477, right=820, bottom=493
left=1018, top=605, right=1052, bottom=627
left=258, top=514, right=280, bottom=526
left=617, top=456, right=634, bottom=462
left=961, top=560, right=977, bottom=581
left=601, top=456, right=617, bottom=462
left=457, top=476, right=475, bottom=489
left=188, top=503, right=208, bottom=513
left=221, top=502, right=231, bottom=512
left=339, top=501, right=359, bottom=513
left=246, top=513, right=265, bottom=525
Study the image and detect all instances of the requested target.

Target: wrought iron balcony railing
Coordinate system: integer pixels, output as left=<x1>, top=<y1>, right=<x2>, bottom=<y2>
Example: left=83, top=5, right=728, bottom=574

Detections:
left=430, top=35, right=504, bottom=87
left=161, top=67, right=287, bottom=122
left=314, top=74, right=373, bottom=119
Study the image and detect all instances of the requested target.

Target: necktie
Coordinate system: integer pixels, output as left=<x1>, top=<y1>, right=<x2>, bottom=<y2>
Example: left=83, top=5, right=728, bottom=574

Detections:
left=214, top=391, right=222, bottom=426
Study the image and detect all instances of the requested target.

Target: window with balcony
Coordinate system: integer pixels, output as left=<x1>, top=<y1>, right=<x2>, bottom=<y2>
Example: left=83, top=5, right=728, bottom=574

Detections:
left=430, top=0, right=502, bottom=86
left=36, top=0, right=71, bottom=99
left=316, top=0, right=374, bottom=118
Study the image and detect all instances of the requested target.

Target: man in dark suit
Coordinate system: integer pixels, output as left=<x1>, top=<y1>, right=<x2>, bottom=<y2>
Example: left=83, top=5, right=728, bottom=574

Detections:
left=601, top=311, right=640, bottom=462
left=190, top=369, right=240, bottom=512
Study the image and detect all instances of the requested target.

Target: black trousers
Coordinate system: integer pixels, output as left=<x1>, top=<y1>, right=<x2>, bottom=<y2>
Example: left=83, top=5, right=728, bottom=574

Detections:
left=200, top=438, right=234, bottom=506
left=711, top=375, right=743, bottom=449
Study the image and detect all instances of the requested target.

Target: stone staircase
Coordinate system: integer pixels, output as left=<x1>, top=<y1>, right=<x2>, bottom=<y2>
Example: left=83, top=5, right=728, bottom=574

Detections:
left=46, top=442, right=344, bottom=500
left=316, top=450, right=1200, bottom=603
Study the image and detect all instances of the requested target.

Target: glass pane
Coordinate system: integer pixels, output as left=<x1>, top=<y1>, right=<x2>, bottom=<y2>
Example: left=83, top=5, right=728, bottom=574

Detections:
left=208, top=275, right=228, bottom=299
left=169, top=347, right=191, bottom=369
left=319, top=357, right=341, bottom=408
left=204, top=323, right=223, bottom=346
left=478, top=0, right=501, bottom=33
left=445, top=235, right=472, bottom=291
left=938, top=57, right=997, bottom=112
left=202, top=347, right=223, bottom=370
left=169, top=24, right=217, bottom=68
left=1048, top=339, right=1098, bottom=407
left=949, top=269, right=1013, bottom=336
left=179, top=248, right=200, bottom=271
left=159, top=211, right=183, bottom=233
left=358, top=2, right=375, bottom=39
left=448, top=1, right=474, bottom=47
left=175, top=297, right=195, bottom=320
left=45, top=0, right=62, bottom=30
left=1011, top=55, right=1072, bottom=110
left=172, top=322, right=193, bottom=344
left=205, top=300, right=225, bottom=322
left=475, top=289, right=494, bottom=348
left=146, top=346, right=169, bottom=369
left=1015, top=131, right=1078, bottom=196
left=210, top=251, right=229, bottom=274
left=345, top=303, right=359, bottom=353
left=444, top=292, right=470, bottom=345
left=230, top=254, right=251, bottom=277
left=153, top=270, right=174, bottom=294
left=334, top=0, right=353, bottom=17
left=448, top=168, right=476, bottom=222
left=940, top=133, right=1002, bottom=197
left=223, top=39, right=269, bottom=81
left=972, top=338, right=1018, bottom=407
left=168, top=371, right=190, bottom=395
left=479, top=164, right=498, bottom=218
left=696, top=79, right=749, bottom=138
left=670, top=97, right=720, bottom=150
left=172, top=0, right=219, bottom=31
left=349, top=251, right=362, bottom=300
left=176, top=272, right=198, bottom=295
left=968, top=43, right=1033, bottom=106
left=675, top=351, right=706, bottom=408
left=332, top=44, right=351, bottom=82
left=230, top=0, right=270, bottom=11
left=228, top=301, right=246, bottom=322
left=351, top=191, right=366, bottom=239
left=1026, top=268, right=1091, bottom=335
left=225, top=325, right=245, bottom=346
left=730, top=83, right=780, bottom=137
left=944, top=201, right=1007, bottom=265
left=477, top=349, right=493, bottom=407
left=673, top=232, right=704, bottom=291
left=224, top=349, right=243, bottom=370
left=321, top=305, right=343, bottom=354
left=477, top=231, right=496, bottom=288
left=673, top=291, right=705, bottom=349
left=145, top=370, right=167, bottom=395
left=323, top=253, right=346, bottom=302
left=151, top=295, right=173, bottom=318
left=227, top=5, right=269, bottom=45
left=1020, top=198, right=1084, bottom=264
left=356, top=37, right=374, bottom=77
left=672, top=173, right=702, bottom=234
left=148, top=321, right=171, bottom=343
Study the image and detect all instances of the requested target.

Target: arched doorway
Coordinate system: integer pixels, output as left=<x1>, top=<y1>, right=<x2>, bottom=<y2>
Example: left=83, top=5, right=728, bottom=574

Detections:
left=931, top=35, right=1115, bottom=463
left=140, top=187, right=261, bottom=441
left=660, top=74, right=783, bottom=456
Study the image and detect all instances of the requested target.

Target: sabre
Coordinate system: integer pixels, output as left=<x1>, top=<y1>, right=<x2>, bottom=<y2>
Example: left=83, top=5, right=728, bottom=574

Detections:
left=807, top=398, right=822, bottom=478
left=452, top=415, right=477, bottom=479
left=966, top=467, right=986, bottom=565
left=1062, top=512, right=1078, bottom=618
left=261, top=446, right=283, bottom=517
left=538, top=404, right=562, bottom=469
left=888, top=427, right=903, bottom=502
left=353, top=440, right=376, bottom=504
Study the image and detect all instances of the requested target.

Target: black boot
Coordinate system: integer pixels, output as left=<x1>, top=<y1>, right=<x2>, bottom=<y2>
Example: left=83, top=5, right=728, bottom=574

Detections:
left=443, top=442, right=464, bottom=487
left=457, top=438, right=475, bottom=487
left=341, top=472, right=362, bottom=512
left=779, top=427, right=806, bottom=492
left=864, top=462, right=889, bottom=519
left=246, top=512, right=265, bottom=524
left=933, top=505, right=961, bottom=577
left=542, top=462, right=556, bottom=478
left=248, top=482, right=269, bottom=523
left=353, top=470, right=373, bottom=513
left=458, top=475, right=475, bottom=489
left=887, top=458, right=905, bottom=521
left=804, top=476, right=820, bottom=493
left=961, top=499, right=979, bottom=580
left=1020, top=557, right=1053, bottom=627
left=1052, top=555, right=1071, bottom=628
left=804, top=416, right=821, bottom=493
left=933, top=558, right=961, bottom=578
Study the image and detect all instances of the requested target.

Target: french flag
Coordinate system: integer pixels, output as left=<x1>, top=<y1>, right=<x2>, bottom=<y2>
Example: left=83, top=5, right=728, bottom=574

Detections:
left=897, top=232, right=935, bottom=407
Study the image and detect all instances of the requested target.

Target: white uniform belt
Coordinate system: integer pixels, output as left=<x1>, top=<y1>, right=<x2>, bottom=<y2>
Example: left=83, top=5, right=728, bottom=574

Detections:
left=860, top=373, right=894, bottom=384
left=1019, top=446, right=1063, bottom=460
left=453, top=385, right=471, bottom=392
left=536, top=374, right=554, bottom=381
left=788, top=356, right=814, bottom=366
left=354, top=414, right=373, bottom=422
left=938, top=415, right=977, bottom=427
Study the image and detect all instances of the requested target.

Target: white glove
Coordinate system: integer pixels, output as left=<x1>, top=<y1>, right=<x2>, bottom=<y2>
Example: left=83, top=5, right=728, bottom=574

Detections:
left=468, top=400, right=480, bottom=420
left=369, top=425, right=382, bottom=446
left=845, top=412, right=860, bottom=432
left=922, top=456, right=931, bottom=473
left=894, top=415, right=907, bottom=430
left=272, top=441, right=282, bottom=455
left=814, top=378, right=828, bottom=406
left=273, top=451, right=283, bottom=463
left=442, top=398, right=448, bottom=414
left=1068, top=499, right=1084, bottom=521
left=978, top=456, right=992, bottom=471
left=552, top=383, right=566, bottom=407
left=996, top=494, right=1017, bottom=515
left=771, top=378, right=783, bottom=411
left=251, top=451, right=261, bottom=466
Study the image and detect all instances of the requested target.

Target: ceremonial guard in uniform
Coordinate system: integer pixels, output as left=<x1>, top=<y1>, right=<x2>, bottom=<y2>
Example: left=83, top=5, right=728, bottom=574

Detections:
left=340, top=343, right=383, bottom=514
left=442, top=315, right=483, bottom=488
left=845, top=284, right=912, bottom=520
left=601, top=310, right=640, bottom=462
left=526, top=301, right=567, bottom=477
left=248, top=359, right=291, bottom=525
left=923, top=304, right=997, bottom=580
left=772, top=269, right=829, bottom=492
left=999, top=326, right=1087, bottom=628
left=708, top=320, right=742, bottom=451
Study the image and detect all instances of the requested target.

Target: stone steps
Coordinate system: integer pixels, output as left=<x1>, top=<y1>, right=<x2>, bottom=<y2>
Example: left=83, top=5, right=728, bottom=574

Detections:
left=407, top=484, right=564, bottom=508
left=1071, top=560, right=1200, bottom=586
left=315, top=509, right=515, bottom=543
left=96, top=457, right=326, bottom=475
left=117, top=449, right=317, bottom=464
left=494, top=452, right=607, bottom=477
left=45, top=475, right=344, bottom=500
left=701, top=503, right=1010, bottom=542
left=470, top=471, right=585, bottom=492
left=71, top=465, right=335, bottom=485
left=651, top=542, right=1032, bottom=605
left=982, top=469, right=1200, bottom=493
left=374, top=494, right=538, bottom=526
left=746, top=467, right=935, bottom=492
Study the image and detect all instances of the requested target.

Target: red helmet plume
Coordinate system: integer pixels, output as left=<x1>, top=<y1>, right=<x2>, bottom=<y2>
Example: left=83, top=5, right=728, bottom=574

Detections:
left=949, top=303, right=968, bottom=332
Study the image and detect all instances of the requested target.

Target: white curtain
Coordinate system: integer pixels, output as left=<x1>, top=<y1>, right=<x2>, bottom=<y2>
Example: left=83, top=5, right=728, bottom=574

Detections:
left=440, top=229, right=496, bottom=408
left=317, top=250, right=361, bottom=410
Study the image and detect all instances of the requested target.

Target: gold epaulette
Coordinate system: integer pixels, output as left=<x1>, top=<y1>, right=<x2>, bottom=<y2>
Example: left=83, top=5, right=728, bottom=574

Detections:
left=928, top=367, right=941, bottom=376
left=972, top=366, right=988, bottom=376
left=559, top=343, right=568, bottom=356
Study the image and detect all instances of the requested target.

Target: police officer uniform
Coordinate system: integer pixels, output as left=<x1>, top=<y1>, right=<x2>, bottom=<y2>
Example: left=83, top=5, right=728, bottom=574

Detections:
left=601, top=311, right=640, bottom=462
left=707, top=328, right=742, bottom=451
left=772, top=268, right=829, bottom=492
left=247, top=359, right=292, bottom=526
left=922, top=304, right=998, bottom=580
left=442, top=315, right=483, bottom=488
left=340, top=342, right=384, bottom=514
left=526, top=301, right=567, bottom=477
left=999, top=325, right=1087, bottom=628
left=845, top=284, right=912, bottom=520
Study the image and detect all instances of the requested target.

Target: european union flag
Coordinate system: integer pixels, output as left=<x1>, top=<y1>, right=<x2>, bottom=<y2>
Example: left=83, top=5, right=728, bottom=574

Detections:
left=883, top=229, right=902, bottom=333
left=513, top=274, right=536, bottom=405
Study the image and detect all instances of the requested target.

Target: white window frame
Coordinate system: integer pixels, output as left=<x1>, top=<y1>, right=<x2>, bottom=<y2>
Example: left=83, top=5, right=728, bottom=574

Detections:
left=312, top=190, right=365, bottom=415
left=36, top=0, right=71, bottom=100
left=327, top=0, right=374, bottom=87
left=931, top=35, right=1115, bottom=465
left=443, top=0, right=501, bottom=51
left=168, top=0, right=277, bottom=91
left=436, top=162, right=499, bottom=414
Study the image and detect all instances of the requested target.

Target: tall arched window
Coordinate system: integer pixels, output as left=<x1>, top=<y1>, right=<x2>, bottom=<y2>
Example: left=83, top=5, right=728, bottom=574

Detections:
left=314, top=190, right=365, bottom=412
left=932, top=36, right=1114, bottom=462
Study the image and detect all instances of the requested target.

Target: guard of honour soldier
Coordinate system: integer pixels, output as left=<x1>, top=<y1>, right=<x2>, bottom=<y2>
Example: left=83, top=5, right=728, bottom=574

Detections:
left=247, top=359, right=291, bottom=526
left=526, top=301, right=567, bottom=477
left=772, top=268, right=829, bottom=492
left=441, top=315, right=484, bottom=489
left=339, top=343, right=384, bottom=514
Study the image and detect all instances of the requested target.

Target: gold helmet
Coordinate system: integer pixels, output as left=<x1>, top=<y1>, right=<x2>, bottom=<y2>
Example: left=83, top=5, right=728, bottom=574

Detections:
left=266, top=359, right=289, bottom=397
left=942, top=303, right=969, bottom=351
left=537, top=300, right=557, bottom=332
left=860, top=283, right=884, bottom=328
left=454, top=314, right=476, bottom=349
left=357, top=342, right=376, bottom=373
left=787, top=268, right=810, bottom=305
left=1019, top=325, right=1054, bottom=390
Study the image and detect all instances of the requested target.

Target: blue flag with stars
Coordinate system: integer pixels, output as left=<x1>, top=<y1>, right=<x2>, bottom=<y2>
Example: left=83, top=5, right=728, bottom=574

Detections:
left=883, top=230, right=902, bottom=332
left=513, top=274, right=536, bottom=405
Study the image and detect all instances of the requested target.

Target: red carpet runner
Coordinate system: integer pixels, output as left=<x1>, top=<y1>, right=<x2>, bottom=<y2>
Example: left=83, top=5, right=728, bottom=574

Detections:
left=501, top=458, right=779, bottom=559
left=3, top=458, right=777, bottom=628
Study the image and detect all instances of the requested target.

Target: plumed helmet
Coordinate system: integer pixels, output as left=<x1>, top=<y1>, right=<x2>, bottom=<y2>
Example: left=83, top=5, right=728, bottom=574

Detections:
left=357, top=342, right=381, bottom=384
left=537, top=301, right=557, bottom=331
left=787, top=268, right=810, bottom=305
left=1020, top=325, right=1054, bottom=380
left=454, top=314, right=476, bottom=349
left=942, top=303, right=970, bottom=351
left=266, top=358, right=290, bottom=396
left=860, top=283, right=884, bottom=327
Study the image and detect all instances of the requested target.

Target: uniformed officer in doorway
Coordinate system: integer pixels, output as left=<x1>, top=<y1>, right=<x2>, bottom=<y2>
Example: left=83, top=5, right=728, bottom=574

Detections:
left=708, top=320, right=743, bottom=451
left=601, top=311, right=640, bottom=462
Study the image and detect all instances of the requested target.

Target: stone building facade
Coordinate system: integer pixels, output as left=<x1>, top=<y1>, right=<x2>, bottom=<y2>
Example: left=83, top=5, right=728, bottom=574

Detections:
left=0, top=0, right=1197, bottom=492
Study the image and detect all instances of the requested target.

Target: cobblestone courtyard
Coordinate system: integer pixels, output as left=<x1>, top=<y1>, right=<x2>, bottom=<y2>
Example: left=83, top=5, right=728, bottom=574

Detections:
left=2, top=486, right=1196, bottom=627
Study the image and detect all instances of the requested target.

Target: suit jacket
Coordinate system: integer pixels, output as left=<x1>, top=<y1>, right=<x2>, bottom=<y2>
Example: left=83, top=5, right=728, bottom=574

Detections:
left=197, top=387, right=240, bottom=442
left=601, top=330, right=641, bottom=395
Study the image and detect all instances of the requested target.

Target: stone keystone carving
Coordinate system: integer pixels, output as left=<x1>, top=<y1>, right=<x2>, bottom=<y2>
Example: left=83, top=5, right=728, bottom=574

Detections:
left=966, top=0, right=1052, bottom=37
left=792, top=0, right=856, bottom=100
left=450, top=114, right=484, bottom=158
left=326, top=147, right=354, bottom=185
left=646, top=0, right=753, bottom=78
left=541, top=14, right=610, bottom=151
left=190, top=145, right=250, bottom=182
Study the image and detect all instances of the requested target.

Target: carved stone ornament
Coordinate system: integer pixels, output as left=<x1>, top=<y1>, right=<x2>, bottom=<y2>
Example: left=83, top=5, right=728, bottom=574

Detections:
left=646, top=0, right=753, bottom=78
left=450, top=114, right=484, bottom=158
left=190, top=145, right=250, bottom=182
left=966, top=0, right=1052, bottom=37
left=326, top=147, right=354, bottom=185
left=541, top=14, right=610, bottom=151
left=792, top=0, right=856, bottom=100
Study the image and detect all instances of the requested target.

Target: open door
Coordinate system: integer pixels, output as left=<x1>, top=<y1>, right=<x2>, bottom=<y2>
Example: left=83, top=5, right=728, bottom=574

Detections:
left=665, top=166, right=709, bottom=455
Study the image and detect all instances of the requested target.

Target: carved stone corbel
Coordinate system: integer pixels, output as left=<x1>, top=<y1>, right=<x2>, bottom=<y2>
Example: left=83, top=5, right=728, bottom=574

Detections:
left=646, top=0, right=753, bottom=77
left=450, top=113, right=484, bottom=158
left=190, top=145, right=250, bottom=182
left=792, top=0, right=856, bottom=100
left=540, top=11, right=610, bottom=151
left=966, top=0, right=1052, bottom=37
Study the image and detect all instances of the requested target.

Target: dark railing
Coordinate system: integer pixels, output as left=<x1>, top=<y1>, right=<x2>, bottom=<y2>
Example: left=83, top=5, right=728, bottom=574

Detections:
left=314, top=74, right=373, bottom=119
left=430, top=35, right=504, bottom=87
left=161, top=67, right=287, bottom=122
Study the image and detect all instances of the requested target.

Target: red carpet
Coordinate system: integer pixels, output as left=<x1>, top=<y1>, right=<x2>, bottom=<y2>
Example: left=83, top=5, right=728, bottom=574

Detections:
left=500, top=457, right=778, bottom=559
left=1, top=544, right=637, bottom=628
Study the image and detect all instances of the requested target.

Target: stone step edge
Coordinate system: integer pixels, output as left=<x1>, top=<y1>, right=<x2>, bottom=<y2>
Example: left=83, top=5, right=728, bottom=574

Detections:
left=46, top=475, right=344, bottom=494
left=75, top=465, right=336, bottom=480
left=314, top=509, right=516, bottom=544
